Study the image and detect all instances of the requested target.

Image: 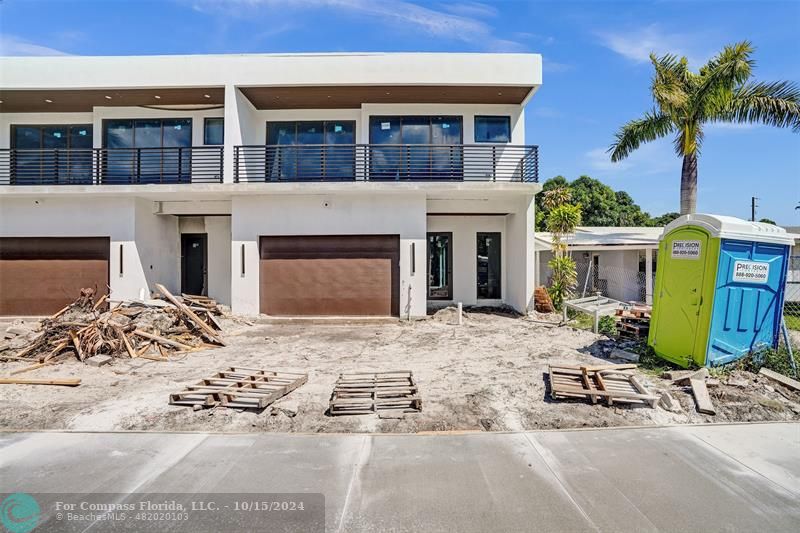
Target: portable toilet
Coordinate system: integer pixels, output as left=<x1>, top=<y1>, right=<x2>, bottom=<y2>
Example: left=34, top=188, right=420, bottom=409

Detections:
left=648, top=214, right=793, bottom=367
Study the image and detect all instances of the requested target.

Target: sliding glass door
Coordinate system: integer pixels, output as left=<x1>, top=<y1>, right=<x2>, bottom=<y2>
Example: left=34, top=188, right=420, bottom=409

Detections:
left=103, top=119, right=192, bottom=183
left=266, top=121, right=355, bottom=180
left=369, top=116, right=463, bottom=180
left=11, top=125, right=93, bottom=184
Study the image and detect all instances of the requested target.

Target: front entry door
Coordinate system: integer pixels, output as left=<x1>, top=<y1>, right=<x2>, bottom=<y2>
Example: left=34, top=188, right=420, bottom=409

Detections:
left=427, top=232, right=453, bottom=300
left=181, top=233, right=207, bottom=296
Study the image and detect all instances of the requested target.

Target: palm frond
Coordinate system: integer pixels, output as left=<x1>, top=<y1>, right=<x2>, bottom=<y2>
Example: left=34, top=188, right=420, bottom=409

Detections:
left=696, top=41, right=755, bottom=119
left=649, top=52, right=690, bottom=112
left=719, top=80, right=800, bottom=132
left=608, top=109, right=675, bottom=161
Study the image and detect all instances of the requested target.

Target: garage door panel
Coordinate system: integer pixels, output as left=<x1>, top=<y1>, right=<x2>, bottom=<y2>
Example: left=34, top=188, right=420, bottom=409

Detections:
left=259, top=236, right=399, bottom=316
left=0, top=238, right=109, bottom=316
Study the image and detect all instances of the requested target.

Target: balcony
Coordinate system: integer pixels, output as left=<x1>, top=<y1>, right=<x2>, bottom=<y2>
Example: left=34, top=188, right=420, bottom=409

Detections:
left=0, top=147, right=223, bottom=185
left=234, top=144, right=539, bottom=183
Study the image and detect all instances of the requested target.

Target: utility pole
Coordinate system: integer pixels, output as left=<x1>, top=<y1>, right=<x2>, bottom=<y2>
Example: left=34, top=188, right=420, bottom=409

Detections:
left=751, top=196, right=758, bottom=222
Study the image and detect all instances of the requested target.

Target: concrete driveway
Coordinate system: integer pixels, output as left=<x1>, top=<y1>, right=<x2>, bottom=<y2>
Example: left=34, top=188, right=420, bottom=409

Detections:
left=1, top=423, right=798, bottom=532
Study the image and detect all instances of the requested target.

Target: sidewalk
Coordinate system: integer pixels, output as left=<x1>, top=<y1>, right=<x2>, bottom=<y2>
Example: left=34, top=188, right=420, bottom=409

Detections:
left=1, top=423, right=798, bottom=532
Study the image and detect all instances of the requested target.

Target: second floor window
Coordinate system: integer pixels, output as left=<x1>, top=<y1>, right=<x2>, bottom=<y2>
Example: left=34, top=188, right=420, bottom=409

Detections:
left=11, top=124, right=93, bottom=184
left=103, top=119, right=192, bottom=184
left=475, top=116, right=511, bottom=143
left=265, top=121, right=355, bottom=180
left=204, top=118, right=224, bottom=145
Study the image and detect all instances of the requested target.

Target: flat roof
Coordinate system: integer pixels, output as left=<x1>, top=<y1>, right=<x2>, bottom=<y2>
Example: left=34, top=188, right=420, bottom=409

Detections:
left=0, top=52, right=542, bottom=112
left=535, top=226, right=663, bottom=250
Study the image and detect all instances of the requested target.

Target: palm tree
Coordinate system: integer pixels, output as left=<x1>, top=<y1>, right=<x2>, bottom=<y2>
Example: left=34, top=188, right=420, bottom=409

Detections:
left=609, top=42, right=800, bottom=214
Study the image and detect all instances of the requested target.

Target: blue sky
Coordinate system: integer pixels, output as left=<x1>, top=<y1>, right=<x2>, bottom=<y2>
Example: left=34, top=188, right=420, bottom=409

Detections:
left=2, top=0, right=799, bottom=224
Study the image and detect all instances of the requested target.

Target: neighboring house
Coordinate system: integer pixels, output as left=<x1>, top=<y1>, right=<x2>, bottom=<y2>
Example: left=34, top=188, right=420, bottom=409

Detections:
left=535, top=227, right=662, bottom=304
left=782, top=226, right=800, bottom=307
left=0, top=53, right=542, bottom=317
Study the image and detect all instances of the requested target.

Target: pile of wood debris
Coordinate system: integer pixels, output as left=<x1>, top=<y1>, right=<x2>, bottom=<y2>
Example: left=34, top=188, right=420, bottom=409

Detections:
left=1, top=284, right=225, bottom=374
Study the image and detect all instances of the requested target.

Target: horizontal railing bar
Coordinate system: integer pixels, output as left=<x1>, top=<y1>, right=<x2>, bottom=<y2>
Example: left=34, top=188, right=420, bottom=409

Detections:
left=0, top=147, right=224, bottom=185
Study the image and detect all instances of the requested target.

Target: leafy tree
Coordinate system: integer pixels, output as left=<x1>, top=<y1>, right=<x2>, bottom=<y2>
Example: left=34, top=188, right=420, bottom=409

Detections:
left=759, top=217, right=777, bottom=225
left=536, top=175, right=672, bottom=229
left=648, top=212, right=681, bottom=227
left=610, top=42, right=800, bottom=214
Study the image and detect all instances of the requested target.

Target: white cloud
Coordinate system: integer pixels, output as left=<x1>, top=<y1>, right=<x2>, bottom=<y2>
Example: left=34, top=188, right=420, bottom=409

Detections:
left=586, top=139, right=678, bottom=178
left=543, top=59, right=572, bottom=73
left=596, top=24, right=707, bottom=67
left=530, top=106, right=562, bottom=119
left=438, top=1, right=497, bottom=19
left=0, top=35, right=71, bottom=56
left=191, top=0, right=524, bottom=51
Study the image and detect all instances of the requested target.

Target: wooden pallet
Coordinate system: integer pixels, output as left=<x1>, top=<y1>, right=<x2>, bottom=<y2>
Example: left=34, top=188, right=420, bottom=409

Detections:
left=170, top=367, right=307, bottom=410
left=548, top=364, right=657, bottom=407
left=329, top=370, right=421, bottom=415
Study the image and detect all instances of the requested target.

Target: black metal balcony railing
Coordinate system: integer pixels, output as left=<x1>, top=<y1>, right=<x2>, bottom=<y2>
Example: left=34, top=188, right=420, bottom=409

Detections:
left=234, top=144, right=539, bottom=183
left=0, top=147, right=223, bottom=185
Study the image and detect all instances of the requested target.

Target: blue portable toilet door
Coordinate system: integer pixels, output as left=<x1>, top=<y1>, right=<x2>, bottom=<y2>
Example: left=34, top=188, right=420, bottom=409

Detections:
left=706, top=239, right=789, bottom=365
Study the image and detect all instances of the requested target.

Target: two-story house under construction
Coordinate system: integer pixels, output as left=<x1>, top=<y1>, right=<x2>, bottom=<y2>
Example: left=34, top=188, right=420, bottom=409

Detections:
left=0, top=53, right=542, bottom=318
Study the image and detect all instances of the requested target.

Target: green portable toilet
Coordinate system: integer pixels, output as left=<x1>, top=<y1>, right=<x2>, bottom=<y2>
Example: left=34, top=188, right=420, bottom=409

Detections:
left=648, top=214, right=793, bottom=368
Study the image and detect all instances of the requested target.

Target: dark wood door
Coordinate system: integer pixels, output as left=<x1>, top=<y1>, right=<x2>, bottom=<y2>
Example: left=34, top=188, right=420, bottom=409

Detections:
left=181, top=233, right=208, bottom=296
left=0, top=237, right=109, bottom=316
left=259, top=235, right=400, bottom=316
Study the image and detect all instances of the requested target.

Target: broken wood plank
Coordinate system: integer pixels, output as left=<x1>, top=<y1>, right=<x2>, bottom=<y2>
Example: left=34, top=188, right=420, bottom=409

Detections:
left=0, top=377, right=80, bottom=387
left=758, top=368, right=800, bottom=392
left=69, top=331, right=84, bottom=361
left=117, top=327, right=137, bottom=358
left=673, top=367, right=709, bottom=385
left=92, top=294, right=108, bottom=311
left=155, top=283, right=224, bottom=345
left=10, top=361, right=56, bottom=375
left=133, top=329, right=193, bottom=351
left=690, top=378, right=716, bottom=415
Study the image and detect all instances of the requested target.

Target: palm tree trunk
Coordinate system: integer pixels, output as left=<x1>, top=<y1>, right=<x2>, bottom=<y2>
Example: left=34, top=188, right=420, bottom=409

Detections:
left=680, top=152, right=698, bottom=214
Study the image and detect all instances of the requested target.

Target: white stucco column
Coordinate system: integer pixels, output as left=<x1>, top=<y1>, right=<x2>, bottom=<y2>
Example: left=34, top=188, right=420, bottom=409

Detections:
left=223, top=85, right=258, bottom=184
left=645, top=247, right=653, bottom=304
left=505, top=194, right=536, bottom=313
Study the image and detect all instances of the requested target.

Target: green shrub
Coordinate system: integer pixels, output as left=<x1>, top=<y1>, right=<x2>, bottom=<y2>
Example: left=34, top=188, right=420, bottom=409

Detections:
left=737, top=345, right=797, bottom=377
left=598, top=315, right=617, bottom=336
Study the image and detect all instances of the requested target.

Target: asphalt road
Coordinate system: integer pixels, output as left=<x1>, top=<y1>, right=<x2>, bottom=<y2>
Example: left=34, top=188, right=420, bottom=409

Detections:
left=1, top=423, right=798, bottom=532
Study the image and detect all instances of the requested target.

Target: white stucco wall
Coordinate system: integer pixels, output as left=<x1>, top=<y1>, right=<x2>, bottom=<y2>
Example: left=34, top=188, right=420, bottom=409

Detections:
left=426, top=215, right=506, bottom=307
left=0, top=197, right=146, bottom=301
left=231, top=193, right=427, bottom=317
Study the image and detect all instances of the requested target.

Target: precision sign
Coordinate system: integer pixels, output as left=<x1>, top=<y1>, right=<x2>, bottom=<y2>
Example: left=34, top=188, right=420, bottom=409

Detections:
left=671, top=240, right=701, bottom=259
left=732, top=260, right=770, bottom=283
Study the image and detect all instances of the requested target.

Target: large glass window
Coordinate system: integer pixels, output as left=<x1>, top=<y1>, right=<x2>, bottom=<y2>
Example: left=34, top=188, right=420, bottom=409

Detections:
left=265, top=120, right=355, bottom=180
left=369, top=116, right=463, bottom=180
left=102, top=119, right=192, bottom=183
left=204, top=118, right=224, bottom=145
left=11, top=124, right=93, bottom=184
left=428, top=233, right=453, bottom=300
left=474, top=116, right=511, bottom=143
left=477, top=232, right=501, bottom=299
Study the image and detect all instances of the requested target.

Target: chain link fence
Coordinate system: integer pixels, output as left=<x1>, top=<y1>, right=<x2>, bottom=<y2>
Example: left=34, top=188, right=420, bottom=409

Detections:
left=573, top=261, right=653, bottom=304
left=785, top=256, right=800, bottom=330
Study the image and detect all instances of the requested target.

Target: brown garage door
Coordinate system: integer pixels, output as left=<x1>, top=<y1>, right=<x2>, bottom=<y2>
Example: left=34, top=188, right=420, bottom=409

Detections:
left=0, top=237, right=110, bottom=316
left=260, top=235, right=400, bottom=316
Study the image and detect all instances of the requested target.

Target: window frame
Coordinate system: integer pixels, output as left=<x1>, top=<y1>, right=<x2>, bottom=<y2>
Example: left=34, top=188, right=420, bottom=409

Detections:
left=101, top=118, right=193, bottom=148
left=476, top=232, right=502, bottom=300
left=203, top=117, right=224, bottom=146
left=474, top=115, right=511, bottom=143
